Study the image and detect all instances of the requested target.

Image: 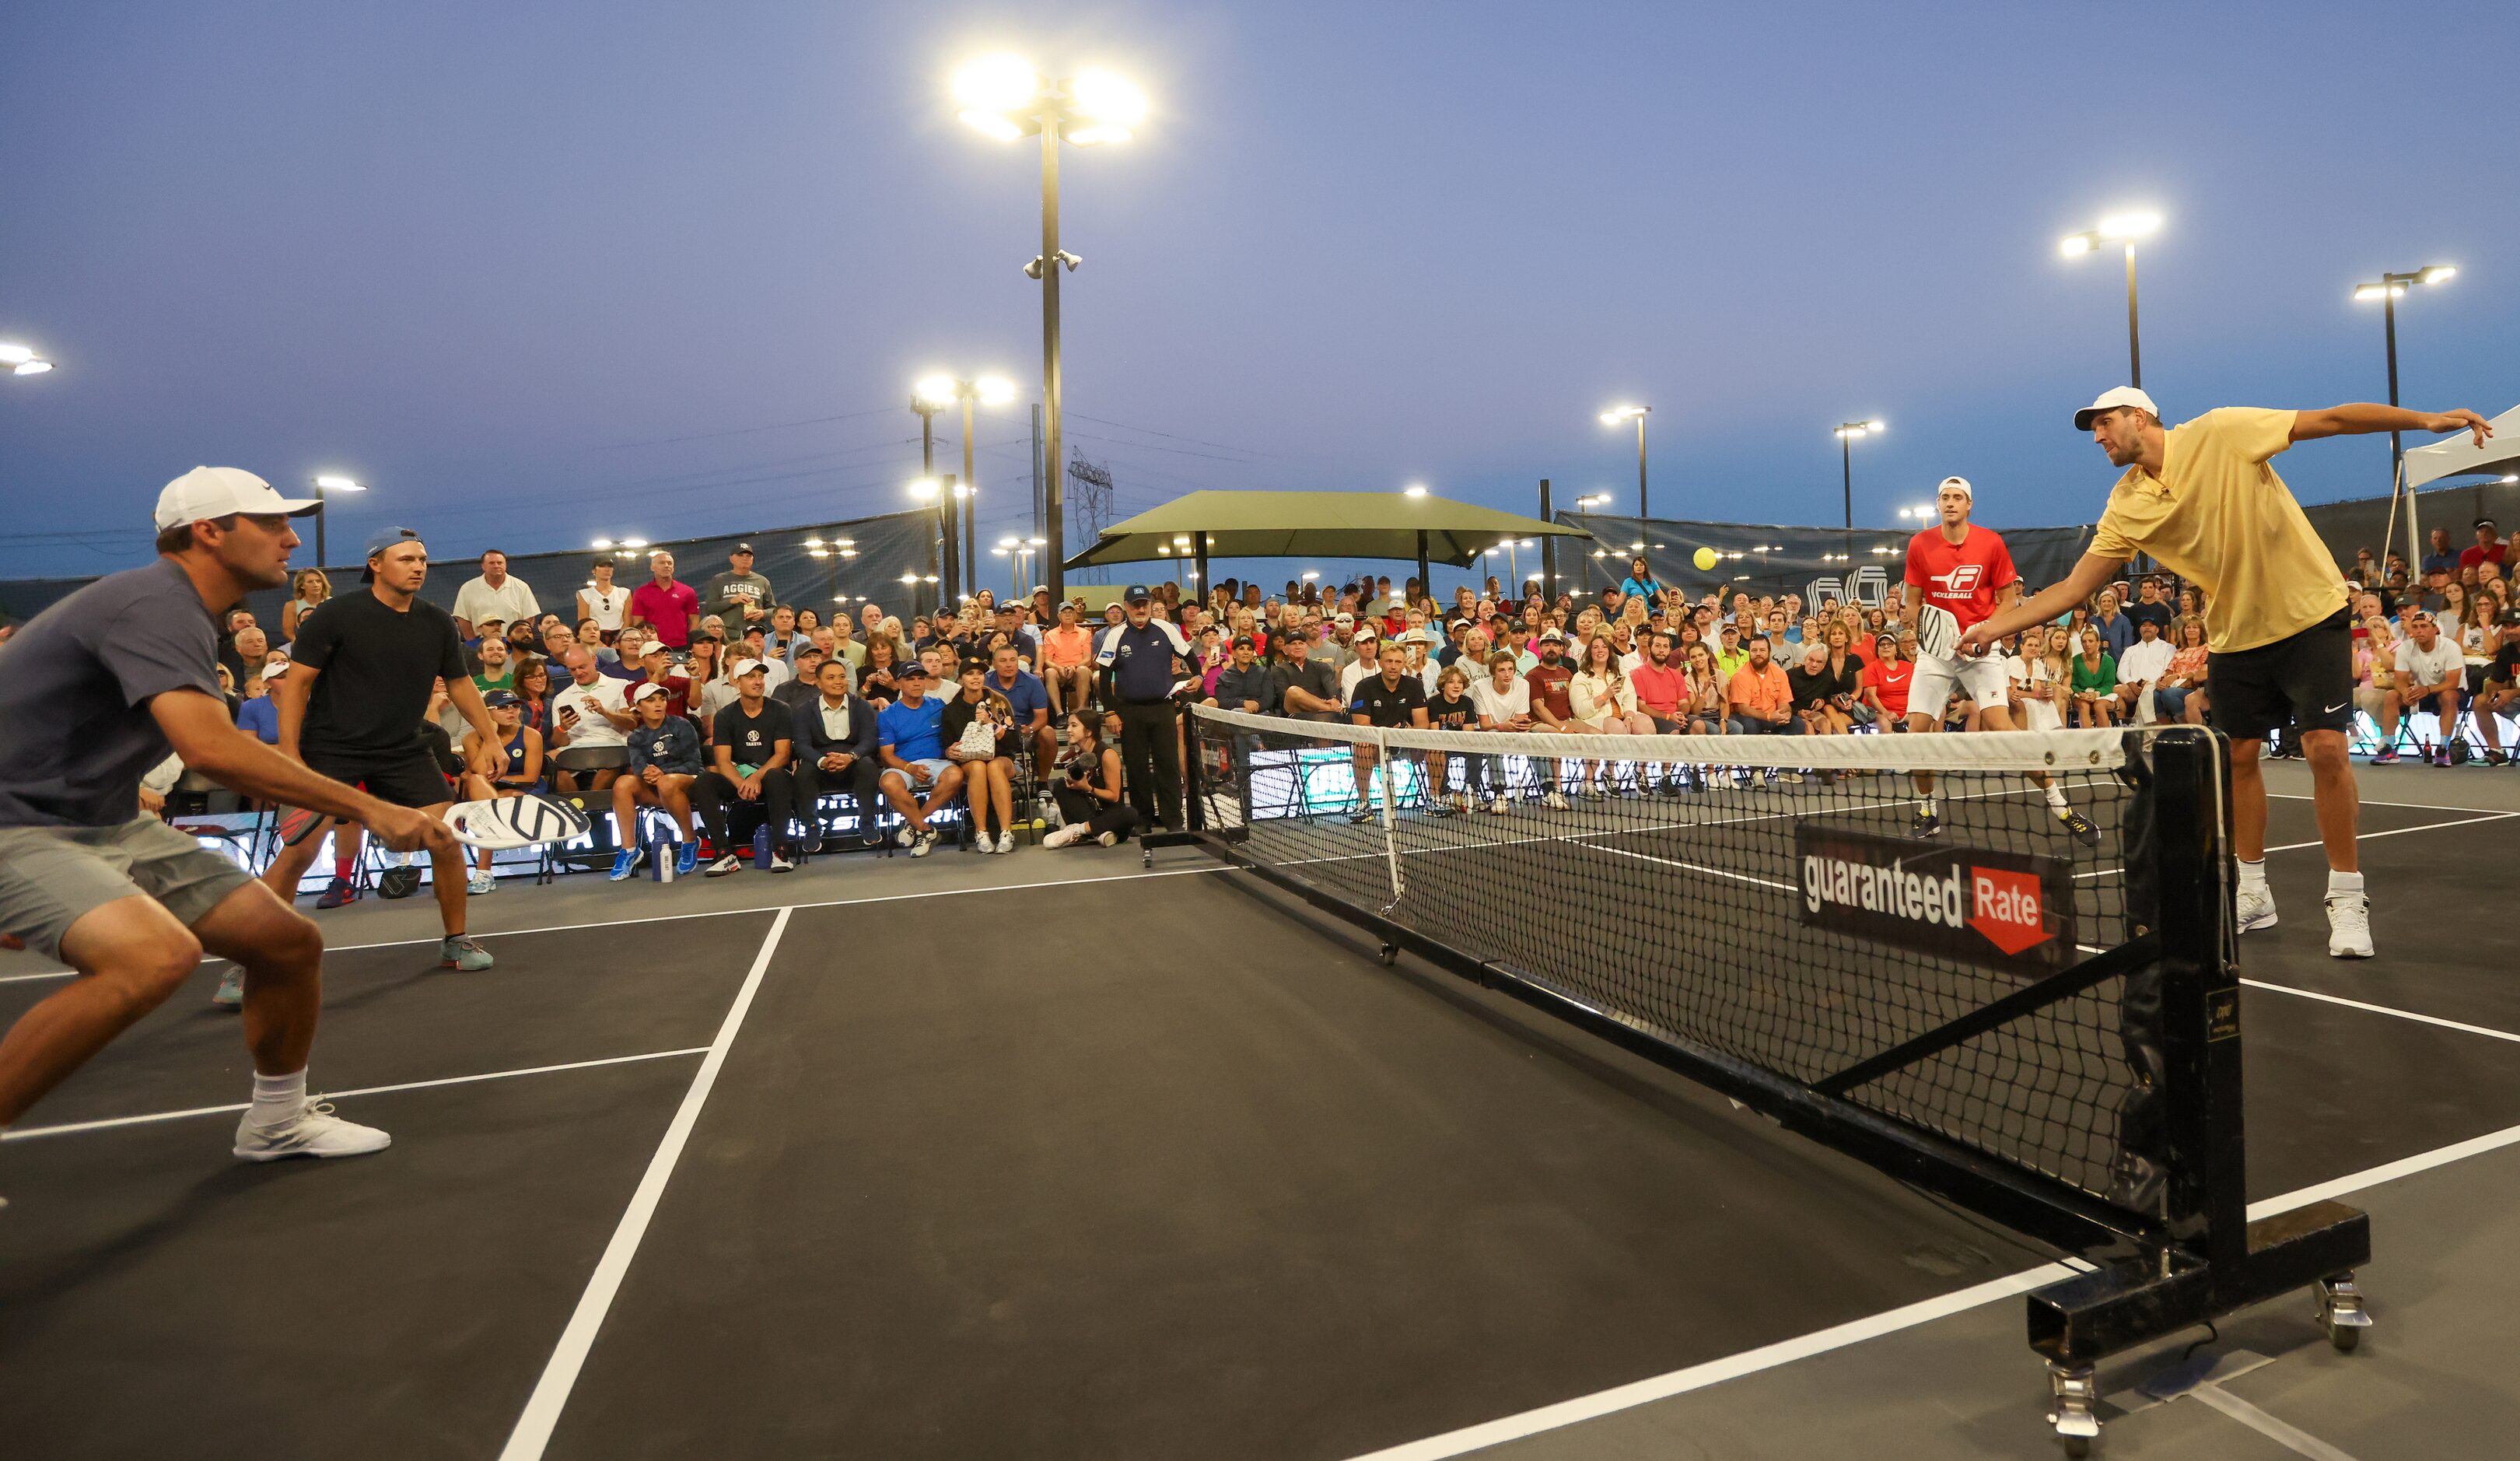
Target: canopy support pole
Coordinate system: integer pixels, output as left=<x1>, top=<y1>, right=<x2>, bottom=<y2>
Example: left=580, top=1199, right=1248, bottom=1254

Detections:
left=1539, top=479, right=1554, bottom=605
left=1415, top=531, right=1430, bottom=611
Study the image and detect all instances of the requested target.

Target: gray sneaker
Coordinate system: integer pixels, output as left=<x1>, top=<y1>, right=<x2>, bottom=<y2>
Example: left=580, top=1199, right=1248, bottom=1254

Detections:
left=211, top=965, right=245, bottom=1011
left=438, top=934, right=494, bottom=972
left=233, top=1100, right=391, bottom=1162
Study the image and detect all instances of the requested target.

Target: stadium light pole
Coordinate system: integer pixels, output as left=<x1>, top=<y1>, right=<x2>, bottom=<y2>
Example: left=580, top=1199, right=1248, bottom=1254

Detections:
left=917, top=373, right=1018, bottom=604
left=308, top=475, right=364, bottom=569
left=2060, top=212, right=2161, bottom=388
left=954, top=56, right=1147, bottom=608
left=0, top=342, right=54, bottom=377
left=908, top=478, right=947, bottom=618
left=2353, top=265, right=2456, bottom=578
left=910, top=391, right=956, bottom=602
left=1600, top=405, right=1650, bottom=519
left=1834, top=419, right=1884, bottom=563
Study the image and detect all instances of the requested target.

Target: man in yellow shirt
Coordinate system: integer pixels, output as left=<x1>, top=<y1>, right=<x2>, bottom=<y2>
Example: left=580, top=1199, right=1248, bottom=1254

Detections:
left=1963, top=386, right=2490, bottom=960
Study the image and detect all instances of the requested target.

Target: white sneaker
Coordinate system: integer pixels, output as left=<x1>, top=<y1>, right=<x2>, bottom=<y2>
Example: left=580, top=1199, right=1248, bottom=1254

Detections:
left=912, top=829, right=938, bottom=857
left=1042, top=824, right=1084, bottom=849
left=2236, top=882, right=2277, bottom=933
left=1543, top=790, right=1570, bottom=811
left=2326, top=894, right=2374, bottom=958
left=233, top=1099, right=391, bottom=1162
left=896, top=825, right=919, bottom=848
left=974, top=832, right=998, bottom=854
left=1096, top=830, right=1120, bottom=846
left=466, top=870, right=494, bottom=895
left=996, top=830, right=1017, bottom=854
left=767, top=852, right=794, bottom=874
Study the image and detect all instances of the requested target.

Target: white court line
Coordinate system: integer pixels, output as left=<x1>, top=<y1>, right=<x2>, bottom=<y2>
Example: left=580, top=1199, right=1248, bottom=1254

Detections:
left=0, top=1046, right=711, bottom=1143
left=0, top=864, right=1230, bottom=984
left=497, top=906, right=793, bottom=1461
left=2072, top=804, right=2516, bottom=878
left=2262, top=808, right=2520, bottom=854
left=1578, top=840, right=1797, bottom=894
left=2268, top=790, right=2513, bottom=812
left=1345, top=1114, right=2520, bottom=1461
left=2241, top=979, right=2520, bottom=1046
left=2189, top=1382, right=2364, bottom=1461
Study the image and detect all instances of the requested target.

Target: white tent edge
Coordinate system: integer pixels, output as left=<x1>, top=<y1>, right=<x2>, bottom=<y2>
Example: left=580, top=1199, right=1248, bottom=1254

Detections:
left=2403, top=402, right=2520, bottom=489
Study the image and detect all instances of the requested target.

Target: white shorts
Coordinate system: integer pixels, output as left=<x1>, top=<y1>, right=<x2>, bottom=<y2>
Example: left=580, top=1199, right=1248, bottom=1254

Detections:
left=1907, top=651, right=2011, bottom=720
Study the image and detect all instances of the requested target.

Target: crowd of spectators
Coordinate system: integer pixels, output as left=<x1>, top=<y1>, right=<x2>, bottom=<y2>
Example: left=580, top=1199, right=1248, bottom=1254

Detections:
left=89, top=515, right=2520, bottom=903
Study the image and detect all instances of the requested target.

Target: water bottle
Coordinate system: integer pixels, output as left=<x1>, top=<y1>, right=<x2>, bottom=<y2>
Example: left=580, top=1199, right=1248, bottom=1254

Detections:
left=751, top=824, right=771, bottom=865
left=649, top=816, right=676, bottom=883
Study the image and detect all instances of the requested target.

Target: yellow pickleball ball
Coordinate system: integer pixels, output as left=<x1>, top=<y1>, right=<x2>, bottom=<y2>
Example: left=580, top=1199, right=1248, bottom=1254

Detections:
left=1692, top=546, right=1720, bottom=572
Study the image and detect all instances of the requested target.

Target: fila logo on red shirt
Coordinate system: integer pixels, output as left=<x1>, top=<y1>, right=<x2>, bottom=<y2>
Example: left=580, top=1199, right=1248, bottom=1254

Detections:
left=1930, top=565, right=1983, bottom=595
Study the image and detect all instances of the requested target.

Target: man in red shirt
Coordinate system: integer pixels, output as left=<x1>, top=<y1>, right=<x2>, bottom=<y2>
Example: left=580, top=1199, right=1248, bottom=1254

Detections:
left=1523, top=629, right=1586, bottom=810
left=1903, top=476, right=2095, bottom=844
left=2459, top=518, right=2506, bottom=573
left=627, top=549, right=701, bottom=651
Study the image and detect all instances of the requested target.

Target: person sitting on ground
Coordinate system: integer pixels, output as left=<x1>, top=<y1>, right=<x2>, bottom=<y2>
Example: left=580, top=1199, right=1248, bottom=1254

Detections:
left=875, top=660, right=962, bottom=857
left=941, top=664, right=1021, bottom=854
left=612, top=682, right=705, bottom=879
left=456, top=690, right=542, bottom=895
left=696, top=659, right=798, bottom=874
left=791, top=657, right=883, bottom=852
left=2069, top=626, right=2120, bottom=727
left=1040, top=711, right=1138, bottom=847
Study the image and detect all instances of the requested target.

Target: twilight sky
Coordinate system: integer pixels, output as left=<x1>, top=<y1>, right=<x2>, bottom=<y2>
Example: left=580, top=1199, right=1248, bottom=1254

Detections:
left=2, top=2, right=2513, bottom=589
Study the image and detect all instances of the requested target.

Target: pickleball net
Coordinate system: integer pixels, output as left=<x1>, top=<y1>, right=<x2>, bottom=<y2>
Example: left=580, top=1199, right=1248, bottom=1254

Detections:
left=1186, top=706, right=2188, bottom=1240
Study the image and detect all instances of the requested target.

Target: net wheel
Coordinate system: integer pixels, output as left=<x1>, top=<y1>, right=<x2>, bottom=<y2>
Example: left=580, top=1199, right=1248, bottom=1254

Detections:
left=2326, top=1319, right=2361, bottom=1353
left=1379, top=943, right=1398, bottom=966
left=2056, top=1436, right=2090, bottom=1459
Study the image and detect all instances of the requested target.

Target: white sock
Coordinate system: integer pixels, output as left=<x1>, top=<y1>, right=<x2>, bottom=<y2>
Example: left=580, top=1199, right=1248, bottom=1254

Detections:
left=2238, top=859, right=2268, bottom=892
left=250, top=1070, right=307, bottom=1126
left=2045, top=785, right=2068, bottom=810
left=2328, top=869, right=2365, bottom=897
left=1919, top=795, right=1938, bottom=815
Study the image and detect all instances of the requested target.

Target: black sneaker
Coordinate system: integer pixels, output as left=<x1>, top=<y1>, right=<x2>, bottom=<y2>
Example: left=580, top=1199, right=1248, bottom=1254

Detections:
left=1913, top=807, right=1943, bottom=837
left=1348, top=806, right=1377, bottom=825
left=2055, top=807, right=2100, bottom=848
left=314, top=876, right=356, bottom=909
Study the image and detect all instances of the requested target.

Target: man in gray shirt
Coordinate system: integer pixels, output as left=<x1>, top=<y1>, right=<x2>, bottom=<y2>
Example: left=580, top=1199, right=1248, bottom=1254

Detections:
left=702, top=543, right=777, bottom=629
left=0, top=467, right=459, bottom=1179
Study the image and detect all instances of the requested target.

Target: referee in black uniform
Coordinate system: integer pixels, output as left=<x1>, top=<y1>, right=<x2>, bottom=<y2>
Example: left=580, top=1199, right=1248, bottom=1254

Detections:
left=1096, top=584, right=1194, bottom=832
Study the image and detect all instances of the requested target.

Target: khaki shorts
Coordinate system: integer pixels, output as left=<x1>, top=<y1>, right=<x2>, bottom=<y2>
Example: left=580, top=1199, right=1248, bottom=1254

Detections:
left=0, top=817, right=254, bottom=962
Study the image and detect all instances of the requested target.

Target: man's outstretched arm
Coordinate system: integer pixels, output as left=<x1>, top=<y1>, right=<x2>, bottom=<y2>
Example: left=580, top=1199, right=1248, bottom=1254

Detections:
left=2291, top=405, right=2491, bottom=446
left=1962, top=552, right=2125, bottom=653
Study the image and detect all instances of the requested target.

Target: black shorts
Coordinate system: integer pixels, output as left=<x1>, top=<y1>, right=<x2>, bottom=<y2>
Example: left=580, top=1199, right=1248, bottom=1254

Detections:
left=2204, top=609, right=2353, bottom=741
left=301, top=744, right=457, bottom=811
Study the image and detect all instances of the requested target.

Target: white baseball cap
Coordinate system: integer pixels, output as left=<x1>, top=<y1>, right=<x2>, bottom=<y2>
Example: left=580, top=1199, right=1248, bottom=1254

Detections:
left=631, top=681, right=674, bottom=703
left=728, top=657, right=766, bottom=678
left=1937, top=475, right=1972, bottom=501
left=2074, top=387, right=2159, bottom=432
left=152, top=466, right=320, bottom=531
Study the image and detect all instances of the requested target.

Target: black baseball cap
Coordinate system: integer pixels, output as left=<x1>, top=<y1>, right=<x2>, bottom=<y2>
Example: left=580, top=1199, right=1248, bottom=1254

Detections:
left=1230, top=634, right=1256, bottom=650
left=481, top=689, right=521, bottom=708
left=731, top=542, right=755, bottom=555
left=1124, top=583, right=1152, bottom=603
left=894, top=660, right=929, bottom=678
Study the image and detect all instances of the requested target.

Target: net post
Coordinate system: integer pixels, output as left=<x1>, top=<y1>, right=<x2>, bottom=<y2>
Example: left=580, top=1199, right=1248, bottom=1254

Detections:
left=2149, top=727, right=2246, bottom=1268
left=1375, top=727, right=1403, bottom=908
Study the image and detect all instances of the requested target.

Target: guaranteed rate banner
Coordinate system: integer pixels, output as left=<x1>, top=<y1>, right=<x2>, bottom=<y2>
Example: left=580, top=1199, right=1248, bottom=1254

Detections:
left=1794, top=825, right=2077, bottom=975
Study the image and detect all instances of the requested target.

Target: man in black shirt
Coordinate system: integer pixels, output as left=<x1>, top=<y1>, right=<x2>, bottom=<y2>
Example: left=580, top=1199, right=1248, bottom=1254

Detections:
left=1209, top=636, right=1272, bottom=714
left=696, top=660, right=797, bottom=875
left=1095, top=585, right=1195, bottom=832
left=2478, top=608, right=2520, bottom=766
left=1346, top=640, right=1430, bottom=823
left=2123, top=575, right=2176, bottom=638
left=264, top=527, right=502, bottom=972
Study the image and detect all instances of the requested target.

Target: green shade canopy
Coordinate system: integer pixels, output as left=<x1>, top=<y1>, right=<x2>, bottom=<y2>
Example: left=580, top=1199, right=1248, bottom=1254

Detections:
left=1062, top=490, right=1589, bottom=570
